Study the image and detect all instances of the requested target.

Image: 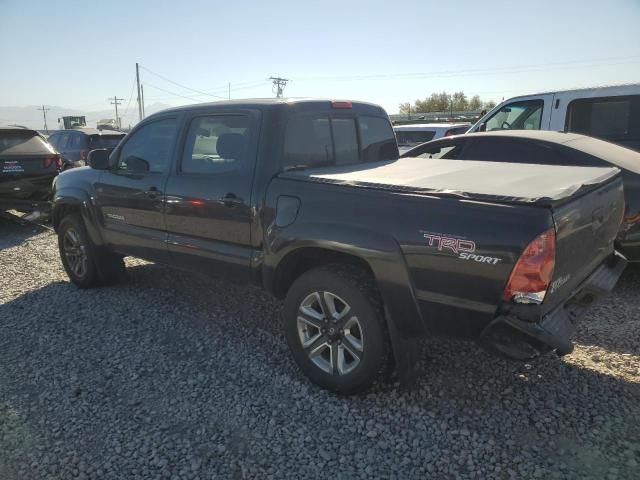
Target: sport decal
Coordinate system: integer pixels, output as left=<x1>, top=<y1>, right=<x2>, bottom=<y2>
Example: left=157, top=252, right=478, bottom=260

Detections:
left=421, top=231, right=502, bottom=265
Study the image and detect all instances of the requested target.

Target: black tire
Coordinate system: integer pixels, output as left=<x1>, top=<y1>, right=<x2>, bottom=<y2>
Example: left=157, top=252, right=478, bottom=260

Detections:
left=58, top=213, right=126, bottom=288
left=284, top=264, right=390, bottom=395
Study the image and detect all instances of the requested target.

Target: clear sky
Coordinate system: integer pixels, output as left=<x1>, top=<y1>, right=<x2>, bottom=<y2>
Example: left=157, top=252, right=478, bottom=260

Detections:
left=1, top=0, right=639, bottom=123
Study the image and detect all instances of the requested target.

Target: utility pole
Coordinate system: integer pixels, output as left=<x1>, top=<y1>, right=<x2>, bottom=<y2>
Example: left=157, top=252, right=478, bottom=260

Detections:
left=228, top=82, right=231, bottom=100
left=141, top=84, right=146, bottom=118
left=269, top=76, right=289, bottom=98
left=36, top=105, right=50, bottom=133
left=136, top=62, right=143, bottom=122
left=109, top=96, right=124, bottom=130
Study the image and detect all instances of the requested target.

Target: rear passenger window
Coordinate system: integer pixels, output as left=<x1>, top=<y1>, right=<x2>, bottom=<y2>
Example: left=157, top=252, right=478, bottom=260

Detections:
left=181, top=115, right=251, bottom=174
left=566, top=95, right=640, bottom=148
left=58, top=132, right=71, bottom=150
left=413, top=143, right=463, bottom=159
left=70, top=134, right=85, bottom=149
left=462, top=139, right=534, bottom=163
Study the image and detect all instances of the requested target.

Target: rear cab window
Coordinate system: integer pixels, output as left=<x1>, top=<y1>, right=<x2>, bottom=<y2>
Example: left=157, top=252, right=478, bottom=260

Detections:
left=566, top=95, right=640, bottom=150
left=283, top=114, right=397, bottom=170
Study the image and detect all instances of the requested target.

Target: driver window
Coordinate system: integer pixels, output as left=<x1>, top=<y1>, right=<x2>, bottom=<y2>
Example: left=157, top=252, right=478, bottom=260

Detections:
left=181, top=115, right=250, bottom=174
left=485, top=100, right=544, bottom=131
left=118, top=118, right=177, bottom=173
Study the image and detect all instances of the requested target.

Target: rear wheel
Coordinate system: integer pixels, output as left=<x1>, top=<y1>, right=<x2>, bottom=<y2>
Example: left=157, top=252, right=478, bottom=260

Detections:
left=284, top=264, right=390, bottom=395
left=58, top=214, right=126, bottom=288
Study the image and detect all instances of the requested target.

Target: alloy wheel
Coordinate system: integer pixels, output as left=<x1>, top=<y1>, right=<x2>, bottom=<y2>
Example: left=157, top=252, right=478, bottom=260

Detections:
left=63, top=228, right=88, bottom=278
left=296, top=291, right=364, bottom=375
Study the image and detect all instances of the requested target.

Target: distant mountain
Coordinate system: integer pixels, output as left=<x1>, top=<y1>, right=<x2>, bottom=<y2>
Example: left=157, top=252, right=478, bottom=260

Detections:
left=0, top=103, right=174, bottom=130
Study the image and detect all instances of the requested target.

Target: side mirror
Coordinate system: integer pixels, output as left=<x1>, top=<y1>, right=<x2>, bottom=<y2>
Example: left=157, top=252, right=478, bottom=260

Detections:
left=124, top=156, right=150, bottom=172
left=87, top=149, right=110, bottom=170
left=478, top=123, right=487, bottom=132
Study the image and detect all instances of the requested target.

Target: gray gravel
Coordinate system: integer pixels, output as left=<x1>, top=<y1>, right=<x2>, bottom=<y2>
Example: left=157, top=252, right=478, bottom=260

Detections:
left=0, top=216, right=639, bottom=480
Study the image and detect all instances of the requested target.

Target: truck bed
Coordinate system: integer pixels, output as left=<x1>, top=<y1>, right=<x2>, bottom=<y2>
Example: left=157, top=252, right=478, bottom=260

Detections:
left=282, top=158, right=620, bottom=206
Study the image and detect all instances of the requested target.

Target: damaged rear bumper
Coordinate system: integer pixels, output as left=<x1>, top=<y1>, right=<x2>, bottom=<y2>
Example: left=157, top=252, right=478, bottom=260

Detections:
left=479, top=252, right=627, bottom=360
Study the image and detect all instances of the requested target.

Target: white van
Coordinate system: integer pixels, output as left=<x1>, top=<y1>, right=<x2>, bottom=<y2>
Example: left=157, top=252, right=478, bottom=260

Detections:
left=468, top=84, right=640, bottom=151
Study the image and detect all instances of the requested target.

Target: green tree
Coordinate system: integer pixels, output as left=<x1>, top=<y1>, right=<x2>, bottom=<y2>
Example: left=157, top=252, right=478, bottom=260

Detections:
left=398, top=102, right=411, bottom=114
left=451, top=91, right=468, bottom=111
left=468, top=95, right=482, bottom=110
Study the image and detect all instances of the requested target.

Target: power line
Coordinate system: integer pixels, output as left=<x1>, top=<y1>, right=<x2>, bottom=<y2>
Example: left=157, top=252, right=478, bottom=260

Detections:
left=292, top=55, right=640, bottom=83
left=139, top=65, right=228, bottom=99
left=120, top=76, right=138, bottom=122
left=270, top=77, right=289, bottom=98
left=36, top=105, right=50, bottom=133
left=143, top=82, right=203, bottom=102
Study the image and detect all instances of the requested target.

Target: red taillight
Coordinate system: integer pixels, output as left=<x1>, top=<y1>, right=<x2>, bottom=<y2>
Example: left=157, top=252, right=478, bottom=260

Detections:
left=503, top=228, right=556, bottom=304
left=80, top=149, right=89, bottom=161
left=44, top=155, right=60, bottom=169
left=331, top=100, right=352, bottom=109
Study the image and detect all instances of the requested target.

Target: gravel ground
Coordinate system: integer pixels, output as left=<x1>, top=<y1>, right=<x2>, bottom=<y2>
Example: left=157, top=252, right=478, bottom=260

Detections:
left=0, top=215, right=639, bottom=480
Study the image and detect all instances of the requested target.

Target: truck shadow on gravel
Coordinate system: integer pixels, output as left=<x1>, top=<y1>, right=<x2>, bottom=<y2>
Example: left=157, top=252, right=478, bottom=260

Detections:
left=1, top=261, right=639, bottom=479
left=0, top=214, right=50, bottom=250
left=571, top=263, right=640, bottom=356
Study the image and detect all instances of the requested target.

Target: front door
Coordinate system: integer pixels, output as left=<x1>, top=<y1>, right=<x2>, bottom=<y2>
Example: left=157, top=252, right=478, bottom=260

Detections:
left=164, top=111, right=259, bottom=281
left=94, top=116, right=179, bottom=262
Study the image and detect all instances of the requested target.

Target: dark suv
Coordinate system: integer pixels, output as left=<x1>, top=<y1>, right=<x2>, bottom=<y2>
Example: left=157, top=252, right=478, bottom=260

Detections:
left=1, top=126, right=61, bottom=211
left=47, top=129, right=125, bottom=170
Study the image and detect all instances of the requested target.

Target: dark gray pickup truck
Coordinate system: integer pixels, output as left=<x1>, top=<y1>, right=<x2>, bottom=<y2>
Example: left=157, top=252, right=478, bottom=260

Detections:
left=52, top=99, right=626, bottom=394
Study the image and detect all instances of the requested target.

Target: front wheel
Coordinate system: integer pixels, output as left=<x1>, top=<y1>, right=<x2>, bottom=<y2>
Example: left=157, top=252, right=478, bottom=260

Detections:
left=58, top=214, right=126, bottom=288
left=284, top=265, right=390, bottom=395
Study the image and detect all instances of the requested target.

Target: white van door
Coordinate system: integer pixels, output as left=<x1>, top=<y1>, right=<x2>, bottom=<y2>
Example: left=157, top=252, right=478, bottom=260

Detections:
left=469, top=94, right=554, bottom=133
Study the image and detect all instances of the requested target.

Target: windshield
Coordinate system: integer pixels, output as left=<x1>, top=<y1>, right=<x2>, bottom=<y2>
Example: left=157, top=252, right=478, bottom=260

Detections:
left=394, top=130, right=436, bottom=146
left=89, top=135, right=125, bottom=149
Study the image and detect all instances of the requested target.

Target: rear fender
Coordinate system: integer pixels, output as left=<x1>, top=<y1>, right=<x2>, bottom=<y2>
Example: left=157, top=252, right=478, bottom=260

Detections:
left=52, top=187, right=104, bottom=246
left=265, top=223, right=424, bottom=386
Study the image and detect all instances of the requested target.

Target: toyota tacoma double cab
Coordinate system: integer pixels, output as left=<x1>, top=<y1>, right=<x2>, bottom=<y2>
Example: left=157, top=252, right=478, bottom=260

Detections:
left=52, top=99, right=627, bottom=394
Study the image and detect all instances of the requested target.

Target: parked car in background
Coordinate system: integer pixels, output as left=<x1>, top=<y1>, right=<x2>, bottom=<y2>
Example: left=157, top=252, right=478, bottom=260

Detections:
left=0, top=126, right=60, bottom=211
left=401, top=130, right=640, bottom=261
left=51, top=99, right=626, bottom=394
left=47, top=129, right=126, bottom=169
left=97, top=119, right=119, bottom=131
left=393, top=123, right=470, bottom=154
left=468, top=84, right=640, bottom=151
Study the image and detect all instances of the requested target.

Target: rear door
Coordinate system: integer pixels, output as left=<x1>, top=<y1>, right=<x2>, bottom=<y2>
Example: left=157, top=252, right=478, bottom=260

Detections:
left=164, top=110, right=260, bottom=281
left=94, top=116, right=179, bottom=261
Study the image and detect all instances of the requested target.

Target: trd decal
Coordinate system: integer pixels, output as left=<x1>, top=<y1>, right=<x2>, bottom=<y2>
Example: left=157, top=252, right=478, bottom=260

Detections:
left=424, top=234, right=475, bottom=254
left=422, top=232, right=502, bottom=265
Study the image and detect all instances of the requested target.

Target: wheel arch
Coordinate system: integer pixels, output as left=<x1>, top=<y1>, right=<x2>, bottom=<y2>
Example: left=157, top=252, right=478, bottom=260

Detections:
left=52, top=188, right=104, bottom=246
left=264, top=224, right=427, bottom=339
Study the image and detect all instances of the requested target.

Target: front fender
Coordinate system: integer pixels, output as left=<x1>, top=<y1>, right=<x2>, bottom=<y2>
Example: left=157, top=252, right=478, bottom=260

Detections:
left=52, top=187, right=104, bottom=246
left=264, top=222, right=427, bottom=338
